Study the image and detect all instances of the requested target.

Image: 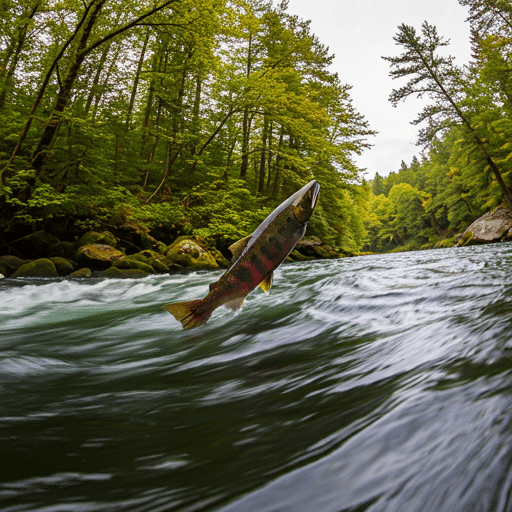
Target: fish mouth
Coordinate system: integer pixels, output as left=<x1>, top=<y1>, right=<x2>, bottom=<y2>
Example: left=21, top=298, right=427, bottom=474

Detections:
left=293, top=180, right=320, bottom=223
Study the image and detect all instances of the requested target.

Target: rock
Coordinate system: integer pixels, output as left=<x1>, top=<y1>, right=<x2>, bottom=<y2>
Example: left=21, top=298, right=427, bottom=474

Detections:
left=69, top=267, right=92, bottom=278
left=288, top=249, right=313, bottom=261
left=74, top=244, right=123, bottom=270
left=165, top=237, right=219, bottom=270
left=127, top=250, right=170, bottom=273
left=49, top=257, right=76, bottom=276
left=457, top=231, right=474, bottom=247
left=99, top=267, right=149, bottom=278
left=76, top=231, right=119, bottom=249
left=295, top=237, right=340, bottom=259
left=0, top=255, right=28, bottom=276
left=11, top=230, right=60, bottom=259
left=11, top=258, right=58, bottom=278
left=209, top=247, right=231, bottom=268
left=0, top=273, right=4, bottom=278
left=48, top=241, right=76, bottom=260
left=434, top=237, right=456, bottom=249
left=112, top=256, right=156, bottom=274
left=461, top=207, right=512, bottom=243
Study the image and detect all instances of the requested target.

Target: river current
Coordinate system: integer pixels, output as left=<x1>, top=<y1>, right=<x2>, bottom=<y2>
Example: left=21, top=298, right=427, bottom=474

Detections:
left=2, top=243, right=512, bottom=511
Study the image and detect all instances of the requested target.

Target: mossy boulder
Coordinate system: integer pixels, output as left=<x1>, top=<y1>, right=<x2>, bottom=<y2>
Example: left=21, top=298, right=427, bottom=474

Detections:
left=11, top=230, right=60, bottom=259
left=435, top=237, right=456, bottom=249
left=165, top=237, right=219, bottom=270
left=76, top=231, right=119, bottom=249
left=49, top=257, right=76, bottom=276
left=0, top=255, right=28, bottom=277
left=128, top=250, right=171, bottom=273
left=100, top=267, right=149, bottom=278
left=11, top=258, right=58, bottom=278
left=288, top=249, right=313, bottom=261
left=69, top=267, right=92, bottom=278
left=295, top=237, right=340, bottom=259
left=461, top=207, right=512, bottom=244
left=112, top=256, right=156, bottom=274
left=74, top=244, right=123, bottom=270
left=48, top=241, right=76, bottom=260
left=457, top=231, right=474, bottom=247
left=209, top=247, right=231, bottom=268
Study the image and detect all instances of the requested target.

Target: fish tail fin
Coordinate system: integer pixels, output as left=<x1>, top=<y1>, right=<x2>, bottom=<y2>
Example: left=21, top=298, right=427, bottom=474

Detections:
left=163, top=299, right=212, bottom=330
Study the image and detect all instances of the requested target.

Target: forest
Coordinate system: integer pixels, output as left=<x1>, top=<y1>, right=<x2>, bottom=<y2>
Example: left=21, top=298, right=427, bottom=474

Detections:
left=0, top=0, right=510, bottom=257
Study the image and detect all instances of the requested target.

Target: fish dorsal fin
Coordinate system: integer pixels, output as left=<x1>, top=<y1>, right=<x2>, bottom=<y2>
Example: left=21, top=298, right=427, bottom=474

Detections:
left=228, top=235, right=252, bottom=260
left=259, top=272, right=273, bottom=294
left=224, top=296, right=246, bottom=311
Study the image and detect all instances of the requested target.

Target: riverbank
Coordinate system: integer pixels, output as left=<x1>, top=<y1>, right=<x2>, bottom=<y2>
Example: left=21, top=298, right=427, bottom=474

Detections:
left=0, top=229, right=346, bottom=279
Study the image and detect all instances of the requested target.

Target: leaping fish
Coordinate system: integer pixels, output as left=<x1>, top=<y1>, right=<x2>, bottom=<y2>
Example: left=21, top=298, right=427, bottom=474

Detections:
left=164, top=180, right=320, bottom=329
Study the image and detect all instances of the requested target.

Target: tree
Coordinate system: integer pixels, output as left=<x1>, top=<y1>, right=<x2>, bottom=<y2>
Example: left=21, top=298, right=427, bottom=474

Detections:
left=383, top=21, right=512, bottom=204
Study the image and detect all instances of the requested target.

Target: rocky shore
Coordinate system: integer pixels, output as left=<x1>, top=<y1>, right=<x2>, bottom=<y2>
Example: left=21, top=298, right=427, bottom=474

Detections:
left=0, top=230, right=342, bottom=279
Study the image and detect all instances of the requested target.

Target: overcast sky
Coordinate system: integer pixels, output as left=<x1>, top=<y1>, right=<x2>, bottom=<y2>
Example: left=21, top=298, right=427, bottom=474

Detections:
left=286, top=0, right=473, bottom=179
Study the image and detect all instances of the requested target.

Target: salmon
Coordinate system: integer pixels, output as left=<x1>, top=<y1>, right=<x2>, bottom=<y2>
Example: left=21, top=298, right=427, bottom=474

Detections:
left=164, top=180, right=320, bottom=329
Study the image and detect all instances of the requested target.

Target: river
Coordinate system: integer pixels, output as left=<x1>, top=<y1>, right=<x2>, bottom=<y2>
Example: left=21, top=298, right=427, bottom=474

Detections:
left=2, top=243, right=512, bottom=512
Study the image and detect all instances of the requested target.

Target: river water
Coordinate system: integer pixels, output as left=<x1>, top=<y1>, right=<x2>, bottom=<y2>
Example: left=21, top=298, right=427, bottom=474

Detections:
left=2, top=243, right=512, bottom=512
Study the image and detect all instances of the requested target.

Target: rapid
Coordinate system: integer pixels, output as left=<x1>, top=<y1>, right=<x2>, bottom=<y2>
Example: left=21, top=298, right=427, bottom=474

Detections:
left=2, top=243, right=512, bottom=512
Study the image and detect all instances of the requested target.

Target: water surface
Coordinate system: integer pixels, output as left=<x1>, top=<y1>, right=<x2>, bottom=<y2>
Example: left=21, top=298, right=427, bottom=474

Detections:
left=2, top=244, right=512, bottom=511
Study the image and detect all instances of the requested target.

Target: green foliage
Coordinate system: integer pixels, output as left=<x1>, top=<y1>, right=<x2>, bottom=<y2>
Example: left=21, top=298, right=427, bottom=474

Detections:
left=0, top=0, right=375, bottom=254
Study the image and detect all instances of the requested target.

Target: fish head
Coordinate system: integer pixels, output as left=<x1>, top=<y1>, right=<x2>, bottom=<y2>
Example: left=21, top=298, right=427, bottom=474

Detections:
left=292, top=180, right=320, bottom=223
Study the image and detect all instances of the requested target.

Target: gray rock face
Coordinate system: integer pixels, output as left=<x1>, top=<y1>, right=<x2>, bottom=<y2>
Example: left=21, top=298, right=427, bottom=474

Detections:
left=463, top=207, right=512, bottom=243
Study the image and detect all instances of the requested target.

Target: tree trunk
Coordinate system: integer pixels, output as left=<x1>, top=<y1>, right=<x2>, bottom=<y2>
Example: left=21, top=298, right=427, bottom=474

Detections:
left=258, top=115, right=268, bottom=195
left=0, top=1, right=43, bottom=109
left=32, top=0, right=108, bottom=175
left=126, top=27, right=150, bottom=129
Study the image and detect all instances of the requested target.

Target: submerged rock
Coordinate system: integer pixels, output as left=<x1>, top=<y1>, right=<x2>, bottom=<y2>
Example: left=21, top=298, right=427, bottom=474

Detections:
left=11, top=258, right=58, bottom=278
left=74, top=244, right=123, bottom=270
left=461, top=207, right=512, bottom=244
left=165, top=237, right=218, bottom=270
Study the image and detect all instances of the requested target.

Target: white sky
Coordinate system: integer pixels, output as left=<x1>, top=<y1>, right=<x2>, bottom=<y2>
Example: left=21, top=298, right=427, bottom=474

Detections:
left=286, top=0, right=473, bottom=178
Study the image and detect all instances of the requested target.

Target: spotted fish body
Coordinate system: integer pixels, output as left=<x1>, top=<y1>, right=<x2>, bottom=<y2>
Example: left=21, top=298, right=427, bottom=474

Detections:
left=164, top=180, right=320, bottom=329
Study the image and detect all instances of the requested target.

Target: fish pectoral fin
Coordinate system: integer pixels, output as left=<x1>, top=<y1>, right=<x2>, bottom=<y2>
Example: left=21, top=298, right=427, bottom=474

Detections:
left=259, top=272, right=273, bottom=294
left=228, top=235, right=252, bottom=260
left=224, top=296, right=246, bottom=311
left=163, top=299, right=212, bottom=329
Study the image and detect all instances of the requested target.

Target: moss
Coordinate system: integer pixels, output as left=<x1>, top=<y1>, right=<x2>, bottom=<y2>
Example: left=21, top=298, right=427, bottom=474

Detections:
left=11, top=258, right=58, bottom=278
left=434, top=237, right=456, bottom=249
left=112, top=256, right=156, bottom=274
left=100, top=267, right=149, bottom=278
left=49, top=256, right=76, bottom=276
left=457, top=231, right=474, bottom=247
left=76, top=231, right=119, bottom=249
left=128, top=250, right=170, bottom=273
left=165, top=237, right=218, bottom=270
left=288, top=249, right=313, bottom=261
left=74, top=244, right=124, bottom=270
left=69, top=267, right=92, bottom=278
